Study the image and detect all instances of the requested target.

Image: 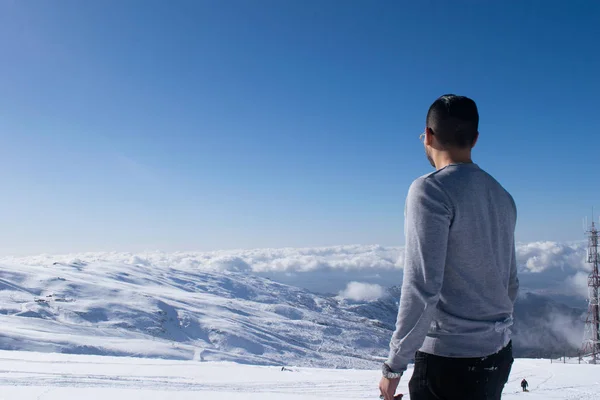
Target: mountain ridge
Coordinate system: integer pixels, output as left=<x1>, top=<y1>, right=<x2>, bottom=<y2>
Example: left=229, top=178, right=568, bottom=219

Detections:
left=0, top=260, right=391, bottom=368
left=0, top=258, right=587, bottom=368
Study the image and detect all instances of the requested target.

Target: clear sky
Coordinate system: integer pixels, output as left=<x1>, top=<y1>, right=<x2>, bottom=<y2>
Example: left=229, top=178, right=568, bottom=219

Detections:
left=1, top=0, right=599, bottom=256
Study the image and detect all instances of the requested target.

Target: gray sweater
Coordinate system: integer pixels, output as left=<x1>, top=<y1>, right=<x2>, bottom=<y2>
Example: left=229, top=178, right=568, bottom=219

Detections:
left=386, top=163, right=519, bottom=373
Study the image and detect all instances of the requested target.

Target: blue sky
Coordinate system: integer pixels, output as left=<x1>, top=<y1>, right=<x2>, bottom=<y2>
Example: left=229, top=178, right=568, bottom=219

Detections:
left=0, top=0, right=599, bottom=255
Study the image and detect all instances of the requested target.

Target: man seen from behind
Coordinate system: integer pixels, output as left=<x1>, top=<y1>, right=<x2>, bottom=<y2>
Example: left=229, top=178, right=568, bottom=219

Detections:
left=379, top=94, right=519, bottom=400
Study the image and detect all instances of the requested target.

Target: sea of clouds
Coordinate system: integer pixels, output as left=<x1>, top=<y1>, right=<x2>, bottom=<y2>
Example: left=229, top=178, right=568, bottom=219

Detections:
left=0, top=241, right=591, bottom=299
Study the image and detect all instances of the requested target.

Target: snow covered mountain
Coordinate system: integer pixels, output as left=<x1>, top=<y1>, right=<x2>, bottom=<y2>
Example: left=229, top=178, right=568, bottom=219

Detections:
left=0, top=254, right=588, bottom=368
left=346, top=285, right=586, bottom=359
left=0, top=259, right=391, bottom=369
left=511, top=291, right=586, bottom=358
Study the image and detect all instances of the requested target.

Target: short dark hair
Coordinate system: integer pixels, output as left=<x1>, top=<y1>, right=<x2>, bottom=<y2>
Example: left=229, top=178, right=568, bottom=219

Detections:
left=426, top=94, right=479, bottom=148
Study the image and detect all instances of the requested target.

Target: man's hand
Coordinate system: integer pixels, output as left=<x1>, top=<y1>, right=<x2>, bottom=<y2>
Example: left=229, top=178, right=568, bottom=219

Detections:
left=379, top=376, right=401, bottom=400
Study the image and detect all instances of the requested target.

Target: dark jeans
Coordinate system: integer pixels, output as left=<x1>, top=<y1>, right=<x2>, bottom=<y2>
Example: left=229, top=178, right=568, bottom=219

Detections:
left=408, top=341, right=514, bottom=400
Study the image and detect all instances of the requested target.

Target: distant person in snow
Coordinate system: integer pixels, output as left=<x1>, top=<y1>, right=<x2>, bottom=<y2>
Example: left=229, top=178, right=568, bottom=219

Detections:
left=521, top=379, right=528, bottom=391
left=379, top=95, right=518, bottom=400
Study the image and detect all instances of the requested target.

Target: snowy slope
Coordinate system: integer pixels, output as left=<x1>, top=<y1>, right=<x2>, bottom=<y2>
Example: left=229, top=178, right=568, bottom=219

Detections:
left=350, top=286, right=587, bottom=359
left=0, top=350, right=599, bottom=400
left=0, top=260, right=390, bottom=368
left=0, top=254, right=589, bottom=366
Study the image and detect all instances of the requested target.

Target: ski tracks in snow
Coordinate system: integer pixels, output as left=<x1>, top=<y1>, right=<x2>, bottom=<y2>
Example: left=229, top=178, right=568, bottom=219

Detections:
left=1, top=351, right=600, bottom=400
left=0, top=370, right=373, bottom=397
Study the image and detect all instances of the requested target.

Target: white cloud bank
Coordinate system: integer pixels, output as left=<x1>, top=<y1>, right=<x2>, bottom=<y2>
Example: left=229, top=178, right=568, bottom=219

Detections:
left=516, top=241, right=588, bottom=273
left=338, top=282, right=385, bottom=302
left=565, top=272, right=590, bottom=298
left=0, top=244, right=402, bottom=274
left=0, top=240, right=593, bottom=296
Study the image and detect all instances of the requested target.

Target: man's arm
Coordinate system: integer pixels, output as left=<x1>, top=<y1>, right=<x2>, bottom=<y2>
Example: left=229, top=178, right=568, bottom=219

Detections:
left=385, top=177, right=452, bottom=373
left=508, top=195, right=519, bottom=305
left=508, top=239, right=519, bottom=305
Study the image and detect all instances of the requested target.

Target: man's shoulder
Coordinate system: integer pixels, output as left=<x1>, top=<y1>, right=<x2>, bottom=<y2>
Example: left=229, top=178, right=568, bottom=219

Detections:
left=408, top=172, right=434, bottom=192
left=475, top=167, right=517, bottom=211
left=409, top=165, right=467, bottom=189
left=409, top=169, right=448, bottom=190
left=407, top=172, right=450, bottom=203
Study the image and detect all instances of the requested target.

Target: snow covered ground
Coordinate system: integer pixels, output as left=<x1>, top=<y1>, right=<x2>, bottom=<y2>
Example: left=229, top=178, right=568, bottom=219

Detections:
left=0, top=254, right=589, bottom=366
left=0, top=350, right=598, bottom=400
left=0, top=250, right=596, bottom=399
left=0, top=259, right=391, bottom=368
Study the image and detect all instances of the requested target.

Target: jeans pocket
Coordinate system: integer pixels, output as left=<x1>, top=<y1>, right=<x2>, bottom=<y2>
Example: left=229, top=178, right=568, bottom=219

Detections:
left=409, top=351, right=429, bottom=394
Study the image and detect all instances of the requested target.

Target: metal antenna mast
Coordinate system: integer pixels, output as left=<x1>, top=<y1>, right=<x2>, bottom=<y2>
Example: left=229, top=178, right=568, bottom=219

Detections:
left=581, top=217, right=600, bottom=364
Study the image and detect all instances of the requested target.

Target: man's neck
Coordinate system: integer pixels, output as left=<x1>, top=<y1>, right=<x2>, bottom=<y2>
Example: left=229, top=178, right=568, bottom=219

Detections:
left=434, top=152, right=473, bottom=170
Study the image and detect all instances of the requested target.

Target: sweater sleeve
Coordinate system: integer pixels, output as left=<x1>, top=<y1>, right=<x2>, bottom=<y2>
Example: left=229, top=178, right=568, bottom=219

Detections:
left=385, top=177, right=453, bottom=373
left=507, top=196, right=519, bottom=305
left=508, top=239, right=519, bottom=305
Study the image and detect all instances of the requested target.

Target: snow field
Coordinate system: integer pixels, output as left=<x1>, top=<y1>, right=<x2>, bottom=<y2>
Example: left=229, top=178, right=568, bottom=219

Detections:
left=0, top=351, right=599, bottom=400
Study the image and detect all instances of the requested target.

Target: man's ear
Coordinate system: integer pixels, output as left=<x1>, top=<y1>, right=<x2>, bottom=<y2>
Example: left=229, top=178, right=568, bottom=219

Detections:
left=471, top=131, right=479, bottom=148
left=425, top=127, right=435, bottom=146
